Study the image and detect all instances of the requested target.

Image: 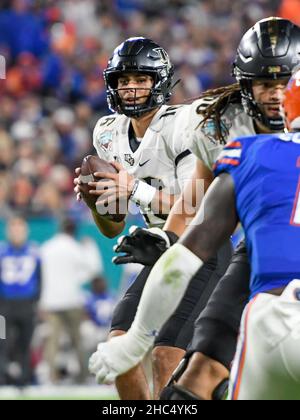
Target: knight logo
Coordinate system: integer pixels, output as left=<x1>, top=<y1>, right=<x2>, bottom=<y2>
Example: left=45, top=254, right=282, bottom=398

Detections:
left=124, top=154, right=135, bottom=166
left=98, top=131, right=113, bottom=153
left=153, top=48, right=172, bottom=71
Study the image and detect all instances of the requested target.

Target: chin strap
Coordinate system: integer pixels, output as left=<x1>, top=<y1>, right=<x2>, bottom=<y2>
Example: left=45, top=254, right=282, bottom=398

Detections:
left=263, top=117, right=285, bottom=132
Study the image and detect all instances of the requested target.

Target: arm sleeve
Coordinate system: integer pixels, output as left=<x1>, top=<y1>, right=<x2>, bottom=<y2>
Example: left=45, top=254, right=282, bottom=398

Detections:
left=125, top=244, right=204, bottom=355
left=125, top=173, right=238, bottom=357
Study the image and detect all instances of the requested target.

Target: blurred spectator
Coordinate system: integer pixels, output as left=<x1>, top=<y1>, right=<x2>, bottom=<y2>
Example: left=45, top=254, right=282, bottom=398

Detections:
left=52, top=107, right=77, bottom=164
left=0, top=217, right=42, bottom=386
left=85, top=275, right=115, bottom=329
left=0, top=0, right=285, bottom=222
left=81, top=275, right=116, bottom=352
left=0, top=0, right=49, bottom=59
left=6, top=52, right=42, bottom=97
left=39, top=219, right=102, bottom=383
left=0, top=175, right=11, bottom=219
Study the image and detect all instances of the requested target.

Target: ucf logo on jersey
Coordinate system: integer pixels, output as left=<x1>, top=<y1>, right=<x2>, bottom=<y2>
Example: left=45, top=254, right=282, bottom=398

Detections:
left=124, top=154, right=135, bottom=166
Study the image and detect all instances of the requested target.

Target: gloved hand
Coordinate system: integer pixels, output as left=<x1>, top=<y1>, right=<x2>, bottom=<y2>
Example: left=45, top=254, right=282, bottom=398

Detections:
left=112, top=226, right=178, bottom=266
left=88, top=330, right=152, bottom=384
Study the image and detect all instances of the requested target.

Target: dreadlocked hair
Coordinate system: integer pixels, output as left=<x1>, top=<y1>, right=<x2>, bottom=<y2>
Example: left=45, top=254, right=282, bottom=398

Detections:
left=189, top=83, right=241, bottom=145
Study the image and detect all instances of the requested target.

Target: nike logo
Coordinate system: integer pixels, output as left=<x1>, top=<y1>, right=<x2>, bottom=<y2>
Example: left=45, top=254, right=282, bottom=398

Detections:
left=139, top=159, right=151, bottom=167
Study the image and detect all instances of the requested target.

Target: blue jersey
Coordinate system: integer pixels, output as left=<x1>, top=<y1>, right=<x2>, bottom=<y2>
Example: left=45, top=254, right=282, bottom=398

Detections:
left=0, top=242, right=41, bottom=300
left=214, top=132, right=300, bottom=299
left=85, top=293, right=115, bottom=327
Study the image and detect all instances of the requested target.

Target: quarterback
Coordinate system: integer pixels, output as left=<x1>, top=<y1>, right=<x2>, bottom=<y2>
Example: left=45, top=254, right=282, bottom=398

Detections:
left=74, top=37, right=219, bottom=400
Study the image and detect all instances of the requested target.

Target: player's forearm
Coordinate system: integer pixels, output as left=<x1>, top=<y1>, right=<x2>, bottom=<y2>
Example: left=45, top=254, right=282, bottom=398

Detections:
left=92, top=210, right=125, bottom=239
left=89, top=243, right=203, bottom=383
left=150, top=191, right=178, bottom=217
left=163, top=194, right=197, bottom=236
left=163, top=172, right=208, bottom=236
left=127, top=175, right=237, bottom=350
left=129, top=179, right=177, bottom=217
left=179, top=175, right=238, bottom=260
left=164, top=160, right=214, bottom=236
left=126, top=244, right=203, bottom=354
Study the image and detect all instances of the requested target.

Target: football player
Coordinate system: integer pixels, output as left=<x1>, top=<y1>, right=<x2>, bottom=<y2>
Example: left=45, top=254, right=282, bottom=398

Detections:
left=75, top=37, right=226, bottom=400
left=96, top=67, right=300, bottom=400
left=90, top=66, right=300, bottom=400
left=75, top=37, right=196, bottom=238
left=89, top=18, right=300, bottom=399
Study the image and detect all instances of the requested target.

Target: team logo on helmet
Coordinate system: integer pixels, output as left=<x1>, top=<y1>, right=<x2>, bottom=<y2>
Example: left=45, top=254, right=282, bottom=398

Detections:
left=153, top=48, right=172, bottom=71
left=268, top=66, right=281, bottom=74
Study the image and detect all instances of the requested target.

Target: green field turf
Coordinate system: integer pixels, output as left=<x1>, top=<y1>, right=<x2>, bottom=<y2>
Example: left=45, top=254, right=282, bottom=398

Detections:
left=0, top=385, right=118, bottom=400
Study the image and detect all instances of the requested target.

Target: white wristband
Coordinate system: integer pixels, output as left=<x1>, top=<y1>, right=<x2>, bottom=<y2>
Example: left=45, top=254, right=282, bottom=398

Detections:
left=147, top=228, right=171, bottom=248
left=130, top=180, right=156, bottom=208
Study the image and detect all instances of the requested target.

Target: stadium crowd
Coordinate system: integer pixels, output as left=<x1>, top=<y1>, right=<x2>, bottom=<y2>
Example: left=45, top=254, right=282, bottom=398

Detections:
left=0, top=0, right=287, bottom=220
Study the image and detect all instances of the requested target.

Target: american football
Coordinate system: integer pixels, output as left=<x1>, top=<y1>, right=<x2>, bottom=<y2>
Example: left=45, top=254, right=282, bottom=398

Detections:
left=80, top=155, right=126, bottom=223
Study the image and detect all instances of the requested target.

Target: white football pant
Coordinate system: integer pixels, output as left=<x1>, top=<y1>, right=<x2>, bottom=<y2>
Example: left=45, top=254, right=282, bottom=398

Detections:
left=228, top=280, right=300, bottom=400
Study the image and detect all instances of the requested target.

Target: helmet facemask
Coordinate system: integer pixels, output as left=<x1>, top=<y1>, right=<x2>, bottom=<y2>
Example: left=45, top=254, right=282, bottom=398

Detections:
left=104, top=38, right=175, bottom=118
left=105, top=70, right=171, bottom=118
left=236, top=72, right=288, bottom=132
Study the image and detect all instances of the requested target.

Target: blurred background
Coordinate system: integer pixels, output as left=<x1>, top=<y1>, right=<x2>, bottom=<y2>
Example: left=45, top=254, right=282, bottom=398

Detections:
left=0, top=0, right=296, bottom=399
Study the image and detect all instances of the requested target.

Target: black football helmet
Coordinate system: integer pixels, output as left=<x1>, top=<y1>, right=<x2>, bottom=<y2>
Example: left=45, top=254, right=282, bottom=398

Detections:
left=233, top=17, right=300, bottom=131
left=104, top=37, right=174, bottom=118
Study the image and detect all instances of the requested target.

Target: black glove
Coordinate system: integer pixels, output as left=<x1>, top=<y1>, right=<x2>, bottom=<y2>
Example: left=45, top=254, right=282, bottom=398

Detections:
left=112, top=226, right=179, bottom=266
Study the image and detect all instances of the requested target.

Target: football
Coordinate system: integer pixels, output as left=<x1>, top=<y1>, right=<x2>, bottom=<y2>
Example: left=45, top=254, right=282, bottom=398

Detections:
left=80, top=155, right=126, bottom=223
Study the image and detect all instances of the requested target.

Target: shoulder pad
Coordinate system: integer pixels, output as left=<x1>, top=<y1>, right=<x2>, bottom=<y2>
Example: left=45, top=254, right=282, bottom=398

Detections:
left=192, top=96, right=219, bottom=115
left=94, top=114, right=120, bottom=131
left=158, top=105, right=186, bottom=120
left=150, top=105, right=187, bottom=133
left=93, top=114, right=124, bottom=154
